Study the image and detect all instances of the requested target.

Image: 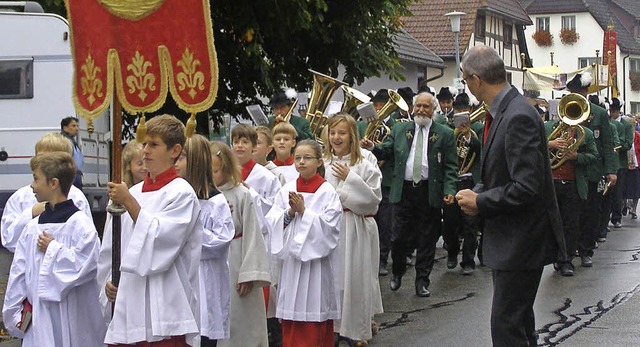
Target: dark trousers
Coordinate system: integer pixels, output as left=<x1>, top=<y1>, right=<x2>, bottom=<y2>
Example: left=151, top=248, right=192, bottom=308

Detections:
left=392, top=181, right=441, bottom=287
left=578, top=182, right=602, bottom=257
left=201, top=337, right=217, bottom=347
left=375, top=186, right=394, bottom=266
left=554, top=180, right=580, bottom=262
left=491, top=268, right=543, bottom=347
left=610, top=168, right=626, bottom=224
left=599, top=189, right=612, bottom=238
left=442, top=177, right=479, bottom=268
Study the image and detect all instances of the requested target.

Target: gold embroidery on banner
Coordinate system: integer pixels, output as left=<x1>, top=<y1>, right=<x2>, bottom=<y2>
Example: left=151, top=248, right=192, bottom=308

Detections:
left=126, top=51, right=156, bottom=102
left=98, top=0, right=166, bottom=21
left=80, top=54, right=103, bottom=106
left=176, top=48, right=205, bottom=99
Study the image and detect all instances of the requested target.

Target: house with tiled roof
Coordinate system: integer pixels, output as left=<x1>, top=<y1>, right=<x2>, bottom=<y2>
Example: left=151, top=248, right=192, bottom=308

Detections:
left=520, top=0, right=640, bottom=113
left=403, top=0, right=533, bottom=93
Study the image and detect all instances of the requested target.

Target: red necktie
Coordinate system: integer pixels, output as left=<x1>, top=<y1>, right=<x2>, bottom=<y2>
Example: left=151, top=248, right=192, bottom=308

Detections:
left=483, top=112, right=493, bottom=144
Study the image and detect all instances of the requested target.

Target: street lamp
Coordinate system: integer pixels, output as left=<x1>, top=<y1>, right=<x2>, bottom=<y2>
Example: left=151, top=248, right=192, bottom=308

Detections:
left=445, top=11, right=467, bottom=93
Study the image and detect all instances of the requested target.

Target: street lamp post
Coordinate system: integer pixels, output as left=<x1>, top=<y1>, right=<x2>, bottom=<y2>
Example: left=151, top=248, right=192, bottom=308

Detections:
left=445, top=11, right=467, bottom=94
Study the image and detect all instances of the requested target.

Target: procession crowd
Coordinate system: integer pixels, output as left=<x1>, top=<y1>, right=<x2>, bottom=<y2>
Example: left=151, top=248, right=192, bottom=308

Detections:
left=1, top=45, right=639, bottom=347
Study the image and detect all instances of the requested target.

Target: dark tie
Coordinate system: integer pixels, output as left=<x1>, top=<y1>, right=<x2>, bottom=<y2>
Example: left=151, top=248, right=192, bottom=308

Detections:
left=483, top=111, right=493, bottom=144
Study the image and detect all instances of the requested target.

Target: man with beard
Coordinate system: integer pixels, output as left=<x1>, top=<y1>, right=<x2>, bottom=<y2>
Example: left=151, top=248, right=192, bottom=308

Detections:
left=361, top=92, right=457, bottom=297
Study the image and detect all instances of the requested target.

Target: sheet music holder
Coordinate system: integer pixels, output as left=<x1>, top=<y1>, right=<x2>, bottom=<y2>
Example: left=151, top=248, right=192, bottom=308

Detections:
left=246, top=105, right=269, bottom=126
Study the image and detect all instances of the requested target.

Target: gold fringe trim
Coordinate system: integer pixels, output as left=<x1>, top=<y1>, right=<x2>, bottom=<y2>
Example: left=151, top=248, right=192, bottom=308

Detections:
left=136, top=114, right=147, bottom=142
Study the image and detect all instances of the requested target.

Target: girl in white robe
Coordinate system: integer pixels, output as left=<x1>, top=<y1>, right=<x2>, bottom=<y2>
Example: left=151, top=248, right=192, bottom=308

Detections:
left=265, top=139, right=343, bottom=347
left=323, top=113, right=383, bottom=344
left=176, top=135, right=235, bottom=346
left=209, top=141, right=271, bottom=347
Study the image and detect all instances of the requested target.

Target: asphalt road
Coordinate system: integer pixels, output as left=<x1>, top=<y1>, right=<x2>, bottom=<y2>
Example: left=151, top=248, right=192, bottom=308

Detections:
left=0, top=216, right=638, bottom=346
left=370, top=216, right=640, bottom=346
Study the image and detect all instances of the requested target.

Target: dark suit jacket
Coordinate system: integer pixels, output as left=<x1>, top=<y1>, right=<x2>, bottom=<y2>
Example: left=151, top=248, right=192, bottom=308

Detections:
left=474, top=87, right=564, bottom=270
left=372, top=120, right=458, bottom=206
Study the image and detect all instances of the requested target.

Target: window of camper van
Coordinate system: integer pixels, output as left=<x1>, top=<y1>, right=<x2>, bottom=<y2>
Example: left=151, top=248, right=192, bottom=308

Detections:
left=0, top=59, right=34, bottom=99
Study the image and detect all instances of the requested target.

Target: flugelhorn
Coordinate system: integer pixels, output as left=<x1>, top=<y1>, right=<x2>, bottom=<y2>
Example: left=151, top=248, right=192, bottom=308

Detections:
left=548, top=93, right=590, bottom=169
left=305, top=70, right=347, bottom=143
left=363, top=89, right=409, bottom=144
left=452, top=104, right=486, bottom=175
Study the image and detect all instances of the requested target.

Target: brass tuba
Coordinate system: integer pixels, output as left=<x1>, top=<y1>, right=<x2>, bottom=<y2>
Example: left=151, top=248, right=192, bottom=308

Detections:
left=548, top=93, right=590, bottom=169
left=363, top=89, right=409, bottom=144
left=341, top=86, right=371, bottom=119
left=305, top=70, right=347, bottom=143
left=453, top=104, right=487, bottom=175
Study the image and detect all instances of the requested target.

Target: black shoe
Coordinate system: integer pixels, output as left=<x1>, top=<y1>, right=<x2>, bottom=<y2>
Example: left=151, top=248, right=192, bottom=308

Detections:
left=613, top=222, right=622, bottom=228
left=622, top=206, right=628, bottom=216
left=415, top=285, right=431, bottom=297
left=378, top=265, right=388, bottom=276
left=447, top=256, right=457, bottom=269
left=462, top=266, right=474, bottom=276
left=597, top=237, right=607, bottom=243
left=560, top=263, right=574, bottom=277
left=390, top=276, right=402, bottom=291
left=553, top=262, right=560, bottom=271
left=581, top=255, right=593, bottom=267
left=405, top=256, right=414, bottom=266
left=632, top=212, right=638, bottom=219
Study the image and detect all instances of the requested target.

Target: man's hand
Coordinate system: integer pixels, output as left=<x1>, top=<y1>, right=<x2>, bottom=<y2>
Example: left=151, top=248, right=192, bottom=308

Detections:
left=563, top=149, right=578, bottom=161
left=37, top=231, right=53, bottom=253
left=607, top=173, right=618, bottom=187
left=237, top=281, right=254, bottom=296
left=360, top=138, right=374, bottom=150
left=548, top=138, right=568, bottom=150
left=443, top=194, right=455, bottom=205
left=32, top=202, right=46, bottom=218
left=105, top=281, right=118, bottom=303
left=456, top=189, right=479, bottom=216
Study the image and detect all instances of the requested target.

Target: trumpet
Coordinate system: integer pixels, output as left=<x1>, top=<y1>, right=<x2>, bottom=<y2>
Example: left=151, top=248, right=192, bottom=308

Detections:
left=548, top=93, right=590, bottom=169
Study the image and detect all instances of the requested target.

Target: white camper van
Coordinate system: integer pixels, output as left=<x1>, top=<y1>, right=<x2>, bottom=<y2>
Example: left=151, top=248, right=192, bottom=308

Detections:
left=0, top=4, right=110, bottom=228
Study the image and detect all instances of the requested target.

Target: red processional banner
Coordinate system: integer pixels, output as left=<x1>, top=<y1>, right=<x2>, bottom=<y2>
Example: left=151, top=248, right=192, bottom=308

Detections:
left=64, top=0, right=218, bottom=119
left=603, top=24, right=618, bottom=98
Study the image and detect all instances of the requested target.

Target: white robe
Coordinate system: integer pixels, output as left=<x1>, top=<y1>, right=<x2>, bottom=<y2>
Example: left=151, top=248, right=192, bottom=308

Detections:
left=324, top=153, right=383, bottom=341
left=265, top=181, right=343, bottom=322
left=217, top=182, right=271, bottom=347
left=279, top=164, right=299, bottom=184
left=264, top=161, right=287, bottom=186
left=1, top=185, right=91, bottom=253
left=97, top=179, right=203, bottom=346
left=3, top=210, right=106, bottom=346
left=198, top=194, right=234, bottom=340
left=244, top=162, right=282, bottom=318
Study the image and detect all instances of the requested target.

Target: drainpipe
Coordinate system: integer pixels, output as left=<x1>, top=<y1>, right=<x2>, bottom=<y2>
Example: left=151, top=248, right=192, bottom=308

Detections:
left=623, top=54, right=630, bottom=114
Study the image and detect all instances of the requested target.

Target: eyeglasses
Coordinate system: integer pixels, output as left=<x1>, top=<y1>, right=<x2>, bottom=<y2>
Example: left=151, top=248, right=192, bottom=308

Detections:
left=294, top=156, right=318, bottom=162
left=462, top=74, right=475, bottom=84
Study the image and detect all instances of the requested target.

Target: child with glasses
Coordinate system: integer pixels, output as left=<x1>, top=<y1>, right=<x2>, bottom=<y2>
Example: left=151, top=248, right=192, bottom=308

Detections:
left=209, top=141, right=271, bottom=347
left=323, top=113, right=383, bottom=346
left=265, top=139, right=343, bottom=347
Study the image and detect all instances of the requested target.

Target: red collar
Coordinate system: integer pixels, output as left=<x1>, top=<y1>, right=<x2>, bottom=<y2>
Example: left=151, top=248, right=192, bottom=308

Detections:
left=241, top=159, right=257, bottom=181
left=142, top=167, right=180, bottom=192
left=273, top=154, right=294, bottom=166
left=296, top=173, right=326, bottom=193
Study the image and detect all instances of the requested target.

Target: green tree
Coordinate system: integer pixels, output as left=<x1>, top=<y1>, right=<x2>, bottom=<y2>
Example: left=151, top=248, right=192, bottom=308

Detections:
left=38, top=0, right=411, bottom=134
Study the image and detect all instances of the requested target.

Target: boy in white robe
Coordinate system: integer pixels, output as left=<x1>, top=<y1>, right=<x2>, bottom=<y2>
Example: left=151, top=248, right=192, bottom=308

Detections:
left=98, top=115, right=202, bottom=347
left=324, top=114, right=383, bottom=344
left=265, top=139, right=343, bottom=346
left=3, top=152, right=106, bottom=346
left=209, top=142, right=271, bottom=347
left=254, top=126, right=287, bottom=185
left=1, top=133, right=91, bottom=253
left=272, top=122, right=299, bottom=183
